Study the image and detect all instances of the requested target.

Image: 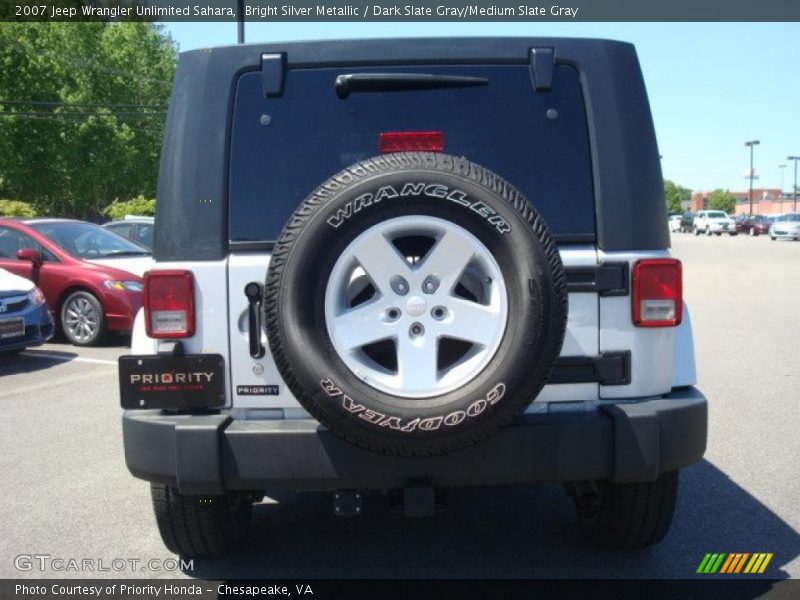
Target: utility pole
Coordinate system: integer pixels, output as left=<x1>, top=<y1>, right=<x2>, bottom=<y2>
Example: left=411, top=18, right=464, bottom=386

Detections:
left=237, top=0, right=245, bottom=44
left=788, top=156, right=800, bottom=212
left=745, top=140, right=760, bottom=216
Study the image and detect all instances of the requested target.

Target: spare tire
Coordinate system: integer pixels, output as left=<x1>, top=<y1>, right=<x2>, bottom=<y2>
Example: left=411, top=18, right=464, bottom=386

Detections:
left=264, top=153, right=567, bottom=456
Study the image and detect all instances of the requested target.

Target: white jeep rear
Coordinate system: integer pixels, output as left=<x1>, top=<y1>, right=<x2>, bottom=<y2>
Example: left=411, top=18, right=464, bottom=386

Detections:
left=120, top=38, right=707, bottom=558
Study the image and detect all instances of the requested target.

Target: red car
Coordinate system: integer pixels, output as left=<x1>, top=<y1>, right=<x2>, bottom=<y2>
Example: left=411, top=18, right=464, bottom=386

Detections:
left=735, top=214, right=772, bottom=236
left=0, top=218, right=152, bottom=346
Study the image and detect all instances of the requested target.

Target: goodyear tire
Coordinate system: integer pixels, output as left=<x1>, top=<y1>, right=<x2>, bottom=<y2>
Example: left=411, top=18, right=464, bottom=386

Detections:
left=264, top=153, right=567, bottom=456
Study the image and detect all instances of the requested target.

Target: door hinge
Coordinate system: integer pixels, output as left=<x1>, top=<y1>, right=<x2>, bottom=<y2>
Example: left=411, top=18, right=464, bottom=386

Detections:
left=565, top=262, right=629, bottom=296
left=551, top=351, right=631, bottom=386
left=261, top=53, right=286, bottom=97
left=529, top=47, right=555, bottom=92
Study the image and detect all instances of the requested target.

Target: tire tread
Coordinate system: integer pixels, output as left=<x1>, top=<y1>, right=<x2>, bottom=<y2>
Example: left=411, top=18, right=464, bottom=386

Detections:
left=578, top=471, right=679, bottom=550
left=150, top=484, right=251, bottom=558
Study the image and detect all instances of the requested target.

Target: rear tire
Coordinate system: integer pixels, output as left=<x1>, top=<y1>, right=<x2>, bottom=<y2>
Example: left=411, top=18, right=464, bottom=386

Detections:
left=570, top=471, right=679, bottom=550
left=150, top=484, right=252, bottom=558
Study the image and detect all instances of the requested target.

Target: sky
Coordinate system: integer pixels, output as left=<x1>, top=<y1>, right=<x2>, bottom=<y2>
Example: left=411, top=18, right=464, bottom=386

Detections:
left=164, top=22, right=800, bottom=194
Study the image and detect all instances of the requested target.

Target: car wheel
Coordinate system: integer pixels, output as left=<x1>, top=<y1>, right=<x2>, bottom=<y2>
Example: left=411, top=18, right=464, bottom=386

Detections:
left=264, top=152, right=568, bottom=457
left=60, top=290, right=106, bottom=346
left=151, top=484, right=252, bottom=558
left=694, top=227, right=700, bottom=236
left=771, top=236, right=776, bottom=241
left=569, top=470, right=679, bottom=550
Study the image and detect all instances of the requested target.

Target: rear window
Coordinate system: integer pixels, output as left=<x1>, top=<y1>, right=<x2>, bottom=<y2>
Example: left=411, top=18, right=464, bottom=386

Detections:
left=707, top=211, right=728, bottom=218
left=228, top=64, right=595, bottom=244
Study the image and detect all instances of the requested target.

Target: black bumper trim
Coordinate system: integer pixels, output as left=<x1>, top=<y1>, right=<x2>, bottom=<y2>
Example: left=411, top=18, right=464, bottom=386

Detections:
left=122, top=387, right=706, bottom=493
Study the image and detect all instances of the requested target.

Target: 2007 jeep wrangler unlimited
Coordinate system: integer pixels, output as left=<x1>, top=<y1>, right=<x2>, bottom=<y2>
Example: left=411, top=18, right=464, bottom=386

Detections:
left=119, top=38, right=707, bottom=558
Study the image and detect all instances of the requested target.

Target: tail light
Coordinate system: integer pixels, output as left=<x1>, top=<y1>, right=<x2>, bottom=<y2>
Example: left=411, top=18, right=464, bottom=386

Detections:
left=379, top=131, right=444, bottom=153
left=631, top=259, right=682, bottom=327
left=143, top=270, right=195, bottom=338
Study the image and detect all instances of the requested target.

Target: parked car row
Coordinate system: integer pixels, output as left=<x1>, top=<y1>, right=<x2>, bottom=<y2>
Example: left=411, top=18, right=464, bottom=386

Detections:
left=0, top=217, right=154, bottom=350
left=671, top=211, right=799, bottom=240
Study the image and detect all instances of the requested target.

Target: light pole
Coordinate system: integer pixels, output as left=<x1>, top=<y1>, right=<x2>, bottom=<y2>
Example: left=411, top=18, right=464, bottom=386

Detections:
left=788, top=156, right=800, bottom=212
left=779, top=164, right=787, bottom=213
left=745, top=140, right=760, bottom=216
left=237, top=0, right=245, bottom=44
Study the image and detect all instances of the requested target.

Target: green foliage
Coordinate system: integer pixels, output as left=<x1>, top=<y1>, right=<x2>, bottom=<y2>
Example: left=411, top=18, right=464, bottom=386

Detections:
left=706, top=189, right=736, bottom=213
left=0, top=199, right=37, bottom=217
left=664, top=180, right=691, bottom=214
left=0, top=23, right=176, bottom=220
left=103, top=195, right=156, bottom=220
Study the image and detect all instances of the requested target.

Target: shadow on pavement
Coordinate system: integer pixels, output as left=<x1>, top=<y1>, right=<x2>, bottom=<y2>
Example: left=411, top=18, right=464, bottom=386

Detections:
left=183, top=460, right=798, bottom=582
left=0, top=349, right=78, bottom=375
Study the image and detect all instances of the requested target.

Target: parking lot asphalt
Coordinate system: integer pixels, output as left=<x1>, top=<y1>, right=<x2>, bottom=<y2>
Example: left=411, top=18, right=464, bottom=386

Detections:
left=0, top=234, right=798, bottom=581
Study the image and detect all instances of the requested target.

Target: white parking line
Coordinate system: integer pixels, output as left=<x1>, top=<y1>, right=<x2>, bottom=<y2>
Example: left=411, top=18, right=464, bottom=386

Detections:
left=20, top=350, right=117, bottom=366
left=0, top=371, right=112, bottom=398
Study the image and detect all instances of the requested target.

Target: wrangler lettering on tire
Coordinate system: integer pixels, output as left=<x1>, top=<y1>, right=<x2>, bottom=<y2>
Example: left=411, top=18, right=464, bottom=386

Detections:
left=264, top=152, right=568, bottom=456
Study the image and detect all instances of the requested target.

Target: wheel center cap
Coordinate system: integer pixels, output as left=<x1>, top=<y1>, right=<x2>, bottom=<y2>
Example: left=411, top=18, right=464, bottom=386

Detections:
left=405, top=295, right=427, bottom=317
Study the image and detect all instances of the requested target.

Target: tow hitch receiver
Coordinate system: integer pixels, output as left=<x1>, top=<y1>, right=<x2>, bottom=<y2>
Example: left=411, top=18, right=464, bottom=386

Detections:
left=403, top=483, right=436, bottom=518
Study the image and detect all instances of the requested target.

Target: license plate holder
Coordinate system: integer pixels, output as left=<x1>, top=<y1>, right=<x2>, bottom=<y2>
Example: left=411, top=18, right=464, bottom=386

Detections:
left=119, top=354, right=225, bottom=410
left=0, top=318, right=25, bottom=340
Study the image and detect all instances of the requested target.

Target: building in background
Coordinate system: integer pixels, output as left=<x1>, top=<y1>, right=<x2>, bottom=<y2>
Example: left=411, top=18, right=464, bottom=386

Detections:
left=689, top=189, right=793, bottom=215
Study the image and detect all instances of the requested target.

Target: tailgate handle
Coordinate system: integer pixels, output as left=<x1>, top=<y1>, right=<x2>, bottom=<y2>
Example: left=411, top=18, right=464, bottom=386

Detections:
left=244, top=282, right=266, bottom=359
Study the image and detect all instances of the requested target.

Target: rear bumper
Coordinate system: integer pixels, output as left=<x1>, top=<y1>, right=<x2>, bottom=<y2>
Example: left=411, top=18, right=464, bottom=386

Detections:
left=122, top=387, right=707, bottom=494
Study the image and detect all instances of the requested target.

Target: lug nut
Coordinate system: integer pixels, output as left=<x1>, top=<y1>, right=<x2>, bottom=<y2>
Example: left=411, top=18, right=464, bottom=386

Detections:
left=409, top=322, right=425, bottom=337
left=390, top=276, right=409, bottom=296
left=431, top=306, right=447, bottom=320
left=386, top=307, right=401, bottom=321
left=422, top=275, right=440, bottom=294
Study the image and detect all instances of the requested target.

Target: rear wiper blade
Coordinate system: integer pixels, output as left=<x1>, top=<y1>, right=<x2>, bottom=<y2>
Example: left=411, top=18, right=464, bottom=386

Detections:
left=335, top=73, right=489, bottom=99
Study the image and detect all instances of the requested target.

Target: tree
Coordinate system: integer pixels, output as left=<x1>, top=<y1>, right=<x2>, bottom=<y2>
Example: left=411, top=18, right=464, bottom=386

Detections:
left=706, top=189, right=736, bottom=213
left=664, top=180, right=691, bottom=214
left=0, top=199, right=36, bottom=217
left=0, top=23, right=176, bottom=219
left=103, top=195, right=156, bottom=219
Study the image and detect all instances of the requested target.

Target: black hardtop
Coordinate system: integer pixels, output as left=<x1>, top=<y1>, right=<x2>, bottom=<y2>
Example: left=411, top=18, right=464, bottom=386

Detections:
left=155, top=37, right=668, bottom=261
